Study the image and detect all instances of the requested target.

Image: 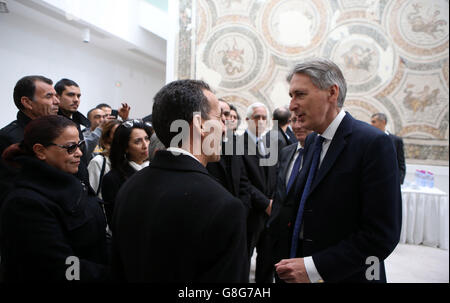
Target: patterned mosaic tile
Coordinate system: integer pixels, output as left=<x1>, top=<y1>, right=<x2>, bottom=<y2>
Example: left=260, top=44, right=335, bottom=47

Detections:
left=176, top=0, right=449, bottom=164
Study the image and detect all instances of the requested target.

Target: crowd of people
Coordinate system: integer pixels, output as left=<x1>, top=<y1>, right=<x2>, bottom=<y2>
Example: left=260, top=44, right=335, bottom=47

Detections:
left=0, top=58, right=404, bottom=283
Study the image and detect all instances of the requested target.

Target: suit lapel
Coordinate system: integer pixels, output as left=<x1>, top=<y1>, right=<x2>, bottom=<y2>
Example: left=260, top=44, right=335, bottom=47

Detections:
left=308, top=114, right=353, bottom=196
left=280, top=144, right=299, bottom=194
left=285, top=134, right=315, bottom=204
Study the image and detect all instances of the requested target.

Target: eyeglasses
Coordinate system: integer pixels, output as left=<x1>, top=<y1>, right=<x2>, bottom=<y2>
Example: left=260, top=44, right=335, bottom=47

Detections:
left=48, top=140, right=85, bottom=154
left=122, top=119, right=152, bottom=129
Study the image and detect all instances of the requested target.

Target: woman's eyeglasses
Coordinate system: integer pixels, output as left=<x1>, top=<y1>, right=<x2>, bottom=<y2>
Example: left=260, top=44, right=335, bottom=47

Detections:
left=122, top=119, right=152, bottom=129
left=48, top=140, right=85, bottom=154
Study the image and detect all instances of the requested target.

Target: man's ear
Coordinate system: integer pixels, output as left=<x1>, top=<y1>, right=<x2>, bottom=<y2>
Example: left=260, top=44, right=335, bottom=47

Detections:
left=32, top=143, right=47, bottom=161
left=192, top=113, right=203, bottom=137
left=328, top=84, right=339, bottom=103
left=21, top=96, right=33, bottom=111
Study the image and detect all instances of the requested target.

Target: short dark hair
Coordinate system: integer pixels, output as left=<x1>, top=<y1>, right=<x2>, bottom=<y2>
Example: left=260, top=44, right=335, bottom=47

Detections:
left=87, top=107, right=104, bottom=120
left=152, top=80, right=212, bottom=147
left=372, top=113, right=387, bottom=123
left=54, top=78, right=79, bottom=96
left=273, top=106, right=291, bottom=126
left=109, top=120, right=153, bottom=179
left=3, top=115, right=76, bottom=161
left=229, top=104, right=240, bottom=119
left=96, top=103, right=111, bottom=110
left=13, top=75, right=53, bottom=110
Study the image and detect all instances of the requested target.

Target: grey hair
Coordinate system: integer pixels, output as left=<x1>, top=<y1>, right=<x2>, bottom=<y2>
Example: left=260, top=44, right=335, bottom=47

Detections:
left=287, top=58, right=347, bottom=108
left=371, top=112, right=387, bottom=123
left=246, top=102, right=269, bottom=119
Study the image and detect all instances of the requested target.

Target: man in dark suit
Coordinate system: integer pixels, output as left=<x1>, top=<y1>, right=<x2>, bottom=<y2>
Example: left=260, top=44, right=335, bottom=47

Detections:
left=270, top=58, right=401, bottom=283
left=371, top=113, right=406, bottom=185
left=269, top=115, right=312, bottom=246
left=285, top=124, right=298, bottom=145
left=206, top=100, right=251, bottom=214
left=111, top=80, right=248, bottom=282
left=0, top=75, right=60, bottom=156
left=269, top=106, right=297, bottom=156
left=238, top=102, right=277, bottom=283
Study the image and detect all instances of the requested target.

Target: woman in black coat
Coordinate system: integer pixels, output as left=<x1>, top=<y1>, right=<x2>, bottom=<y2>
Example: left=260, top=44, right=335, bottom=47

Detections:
left=101, top=119, right=152, bottom=226
left=0, top=115, right=109, bottom=282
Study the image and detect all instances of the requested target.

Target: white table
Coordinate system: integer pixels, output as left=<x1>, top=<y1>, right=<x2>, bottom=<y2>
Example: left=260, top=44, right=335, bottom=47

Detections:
left=400, top=186, right=449, bottom=250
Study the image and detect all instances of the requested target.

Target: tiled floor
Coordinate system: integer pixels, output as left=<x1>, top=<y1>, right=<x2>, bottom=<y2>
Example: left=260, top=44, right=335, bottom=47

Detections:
left=250, top=243, right=449, bottom=283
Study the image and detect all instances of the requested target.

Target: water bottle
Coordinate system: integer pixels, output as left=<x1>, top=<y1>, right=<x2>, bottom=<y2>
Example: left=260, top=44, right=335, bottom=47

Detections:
left=415, top=169, right=420, bottom=186
left=427, top=171, right=434, bottom=188
left=421, top=170, right=428, bottom=187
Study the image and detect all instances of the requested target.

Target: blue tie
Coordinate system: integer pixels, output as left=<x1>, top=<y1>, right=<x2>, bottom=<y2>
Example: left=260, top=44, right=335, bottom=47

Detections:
left=286, top=148, right=304, bottom=193
left=290, top=135, right=325, bottom=258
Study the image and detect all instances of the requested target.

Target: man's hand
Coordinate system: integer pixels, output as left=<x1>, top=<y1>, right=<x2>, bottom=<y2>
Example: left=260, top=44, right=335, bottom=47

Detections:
left=275, top=258, right=310, bottom=283
left=265, top=199, right=273, bottom=216
left=118, top=102, right=131, bottom=120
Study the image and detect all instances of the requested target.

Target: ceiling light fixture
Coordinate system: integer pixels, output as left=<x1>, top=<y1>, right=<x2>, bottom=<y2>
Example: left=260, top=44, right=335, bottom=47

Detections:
left=0, top=0, right=9, bottom=13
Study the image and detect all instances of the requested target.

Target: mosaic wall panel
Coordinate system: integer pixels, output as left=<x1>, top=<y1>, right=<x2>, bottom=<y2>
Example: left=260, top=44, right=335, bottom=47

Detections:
left=175, top=0, right=449, bottom=165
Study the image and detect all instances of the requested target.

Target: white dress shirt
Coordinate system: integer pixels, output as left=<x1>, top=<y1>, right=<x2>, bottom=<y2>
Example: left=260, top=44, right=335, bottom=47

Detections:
left=166, top=147, right=201, bottom=164
left=285, top=142, right=303, bottom=187
left=246, top=130, right=266, bottom=156
left=303, top=110, right=346, bottom=283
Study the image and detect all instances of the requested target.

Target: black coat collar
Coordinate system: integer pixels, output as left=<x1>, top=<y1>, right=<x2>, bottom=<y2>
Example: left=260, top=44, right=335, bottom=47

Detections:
left=13, top=156, right=86, bottom=214
left=16, top=111, right=32, bottom=129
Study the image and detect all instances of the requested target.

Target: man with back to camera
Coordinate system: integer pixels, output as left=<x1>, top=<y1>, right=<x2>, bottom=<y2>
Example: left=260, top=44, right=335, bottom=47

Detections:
left=370, top=113, right=406, bottom=185
left=269, top=58, right=401, bottom=283
left=110, top=79, right=248, bottom=282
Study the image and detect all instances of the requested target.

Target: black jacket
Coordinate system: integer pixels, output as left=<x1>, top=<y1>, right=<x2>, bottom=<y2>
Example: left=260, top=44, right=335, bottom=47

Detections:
left=58, top=110, right=91, bottom=140
left=238, top=132, right=276, bottom=236
left=111, top=150, right=248, bottom=282
left=0, top=111, right=32, bottom=156
left=101, top=164, right=137, bottom=226
left=268, top=113, right=401, bottom=282
left=389, top=133, right=406, bottom=185
left=0, top=156, right=109, bottom=281
left=206, top=137, right=251, bottom=215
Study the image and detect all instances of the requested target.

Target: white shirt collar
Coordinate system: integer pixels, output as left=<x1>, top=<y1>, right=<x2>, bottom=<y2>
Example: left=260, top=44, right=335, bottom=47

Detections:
left=320, top=110, right=346, bottom=141
left=128, top=160, right=149, bottom=171
left=166, top=147, right=201, bottom=164
left=246, top=129, right=258, bottom=144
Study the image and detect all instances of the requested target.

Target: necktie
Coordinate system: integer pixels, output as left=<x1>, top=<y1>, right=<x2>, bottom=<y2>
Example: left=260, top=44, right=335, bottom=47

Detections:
left=290, top=135, right=325, bottom=258
left=256, top=138, right=266, bottom=158
left=286, top=148, right=304, bottom=193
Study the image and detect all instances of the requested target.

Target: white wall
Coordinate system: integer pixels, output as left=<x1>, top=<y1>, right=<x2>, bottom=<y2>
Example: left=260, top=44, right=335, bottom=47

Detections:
left=0, top=4, right=165, bottom=126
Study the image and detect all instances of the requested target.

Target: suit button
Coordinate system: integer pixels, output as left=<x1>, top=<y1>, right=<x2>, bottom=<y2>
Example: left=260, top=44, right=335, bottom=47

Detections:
left=304, top=238, right=313, bottom=242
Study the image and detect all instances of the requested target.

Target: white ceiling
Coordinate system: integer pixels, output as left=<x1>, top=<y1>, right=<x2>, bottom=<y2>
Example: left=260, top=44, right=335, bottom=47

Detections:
left=7, top=0, right=167, bottom=71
